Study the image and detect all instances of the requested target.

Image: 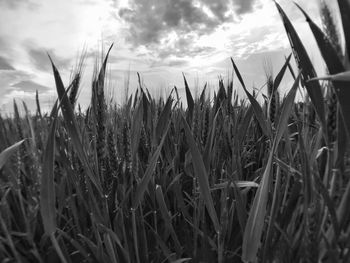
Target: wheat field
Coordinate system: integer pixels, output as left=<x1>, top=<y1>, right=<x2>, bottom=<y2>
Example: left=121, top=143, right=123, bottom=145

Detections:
left=1, top=1, right=350, bottom=262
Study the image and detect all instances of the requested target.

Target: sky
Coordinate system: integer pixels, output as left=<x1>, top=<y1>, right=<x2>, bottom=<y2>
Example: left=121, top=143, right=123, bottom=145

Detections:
left=0, top=0, right=338, bottom=114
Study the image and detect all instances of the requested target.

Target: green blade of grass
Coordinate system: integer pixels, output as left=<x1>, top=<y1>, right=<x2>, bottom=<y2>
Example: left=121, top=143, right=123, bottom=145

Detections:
left=203, top=109, right=220, bottom=171
left=210, top=181, right=259, bottom=191
left=337, top=0, right=350, bottom=63
left=273, top=53, right=292, bottom=92
left=132, top=121, right=171, bottom=209
left=275, top=1, right=327, bottom=134
left=262, top=165, right=281, bottom=262
left=22, top=101, right=36, bottom=149
left=214, top=78, right=227, bottom=113
left=49, top=56, right=103, bottom=195
left=309, top=71, right=350, bottom=82
left=337, top=179, right=350, bottom=231
left=285, top=54, right=296, bottom=80
left=96, top=44, right=113, bottom=94
left=199, top=83, right=207, bottom=105
left=40, top=103, right=58, bottom=236
left=323, top=176, right=350, bottom=258
left=98, top=224, right=130, bottom=262
left=172, top=259, right=192, bottom=263
left=131, top=97, right=144, bottom=158
left=91, top=44, right=112, bottom=114
left=232, top=180, right=248, bottom=232
left=56, top=229, right=91, bottom=261
left=146, top=224, right=176, bottom=261
left=155, top=95, right=173, bottom=144
left=336, top=107, right=347, bottom=172
left=155, top=185, right=182, bottom=255
left=313, top=169, right=340, bottom=237
left=182, top=115, right=220, bottom=233
left=273, top=72, right=301, bottom=148
left=131, top=208, right=141, bottom=263
left=184, top=217, right=218, bottom=251
left=104, top=233, right=118, bottom=263
left=0, top=214, right=22, bottom=262
left=242, top=151, right=273, bottom=263
left=78, top=234, right=102, bottom=261
left=40, top=102, right=68, bottom=263
left=50, top=234, right=68, bottom=263
left=242, top=72, right=301, bottom=262
left=173, top=180, right=191, bottom=220
left=296, top=4, right=350, bottom=139
left=0, top=139, right=25, bottom=170
left=35, top=90, right=42, bottom=119
left=183, top=73, right=194, bottom=122
left=296, top=4, right=344, bottom=74
left=237, top=105, right=253, bottom=144
left=231, top=58, right=271, bottom=138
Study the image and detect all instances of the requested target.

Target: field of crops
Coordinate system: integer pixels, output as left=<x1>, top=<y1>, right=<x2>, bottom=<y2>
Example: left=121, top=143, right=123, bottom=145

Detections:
left=1, top=1, right=350, bottom=262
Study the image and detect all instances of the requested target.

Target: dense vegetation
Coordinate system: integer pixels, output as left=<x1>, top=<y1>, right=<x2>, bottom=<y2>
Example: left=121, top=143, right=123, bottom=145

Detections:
left=1, top=1, right=350, bottom=262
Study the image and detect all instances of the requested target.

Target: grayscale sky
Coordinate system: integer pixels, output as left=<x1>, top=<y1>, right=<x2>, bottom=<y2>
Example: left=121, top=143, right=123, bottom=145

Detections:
left=0, top=0, right=336, bottom=113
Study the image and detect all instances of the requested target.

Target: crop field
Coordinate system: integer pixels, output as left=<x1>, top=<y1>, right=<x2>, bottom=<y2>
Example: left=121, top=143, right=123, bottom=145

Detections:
left=1, top=1, right=350, bottom=262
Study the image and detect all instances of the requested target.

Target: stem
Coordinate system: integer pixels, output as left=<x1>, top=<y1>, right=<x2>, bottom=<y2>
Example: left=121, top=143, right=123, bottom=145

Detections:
left=50, top=233, right=68, bottom=263
left=131, top=208, right=141, bottom=263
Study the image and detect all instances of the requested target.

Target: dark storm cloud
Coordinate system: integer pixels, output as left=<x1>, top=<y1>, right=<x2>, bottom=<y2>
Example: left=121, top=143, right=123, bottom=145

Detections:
left=27, top=47, right=71, bottom=72
left=11, top=80, right=49, bottom=93
left=0, top=56, right=15, bottom=70
left=118, top=0, right=257, bottom=47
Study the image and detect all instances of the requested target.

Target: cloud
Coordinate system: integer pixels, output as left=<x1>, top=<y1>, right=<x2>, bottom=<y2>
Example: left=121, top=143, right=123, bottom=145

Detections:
left=0, top=0, right=27, bottom=8
left=27, top=47, right=71, bottom=72
left=0, top=56, right=15, bottom=70
left=149, top=58, right=189, bottom=68
left=164, top=59, right=189, bottom=67
left=233, top=0, right=256, bottom=14
left=11, top=80, right=49, bottom=93
left=0, top=36, right=12, bottom=54
left=157, top=34, right=216, bottom=59
left=118, top=0, right=257, bottom=47
left=0, top=70, right=32, bottom=101
left=130, top=33, right=218, bottom=68
left=0, top=69, right=52, bottom=112
left=0, top=0, right=38, bottom=9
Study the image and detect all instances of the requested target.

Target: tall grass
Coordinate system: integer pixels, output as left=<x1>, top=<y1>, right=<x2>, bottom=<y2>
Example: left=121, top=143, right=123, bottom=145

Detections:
left=1, top=1, right=350, bottom=262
